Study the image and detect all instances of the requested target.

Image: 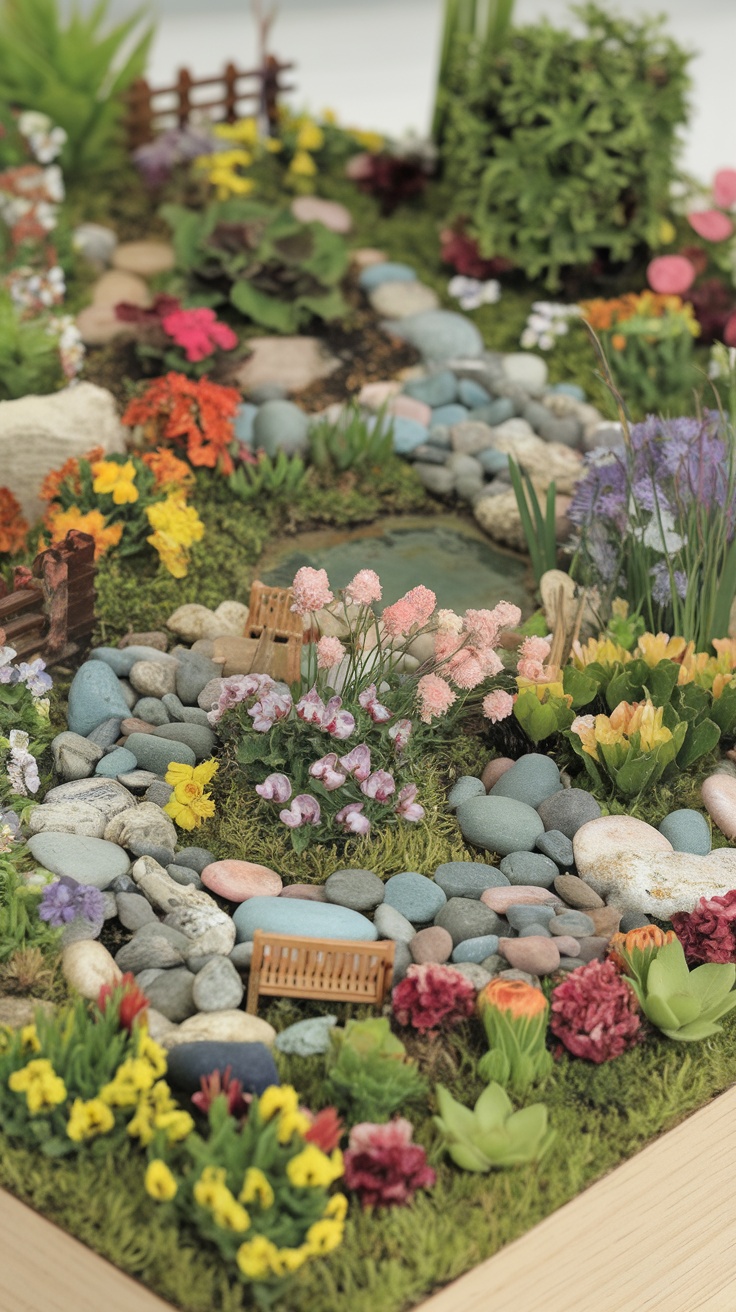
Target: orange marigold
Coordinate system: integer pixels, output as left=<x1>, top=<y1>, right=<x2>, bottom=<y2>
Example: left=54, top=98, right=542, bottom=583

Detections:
left=478, top=977, right=548, bottom=1021
left=46, top=507, right=123, bottom=559
left=141, top=448, right=196, bottom=491
left=0, top=487, right=29, bottom=555
left=121, top=373, right=239, bottom=475
left=608, top=924, right=676, bottom=971
left=38, top=447, right=105, bottom=504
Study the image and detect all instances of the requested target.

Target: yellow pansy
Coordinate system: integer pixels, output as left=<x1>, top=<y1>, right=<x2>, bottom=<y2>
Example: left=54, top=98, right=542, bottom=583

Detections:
left=100, top=1057, right=156, bottom=1107
left=236, top=1234, right=281, bottom=1280
left=258, top=1084, right=299, bottom=1122
left=286, top=1144, right=343, bottom=1189
left=66, top=1097, right=115, bottom=1142
left=239, top=1167, right=275, bottom=1210
left=92, top=459, right=139, bottom=505
left=8, top=1058, right=67, bottom=1114
left=296, top=120, right=324, bottom=152
left=271, top=1245, right=310, bottom=1274
left=137, top=1030, right=168, bottom=1079
left=304, top=1217, right=344, bottom=1255
left=323, top=1192, right=348, bottom=1221
left=145, top=1159, right=178, bottom=1201
left=193, top=1165, right=228, bottom=1209
left=20, top=1024, right=41, bottom=1052
left=146, top=494, right=204, bottom=579
left=288, top=149, right=317, bottom=177
left=214, top=117, right=259, bottom=146
left=211, top=1187, right=251, bottom=1233
left=277, top=1108, right=312, bottom=1144
left=163, top=757, right=219, bottom=831
left=155, top=1108, right=194, bottom=1143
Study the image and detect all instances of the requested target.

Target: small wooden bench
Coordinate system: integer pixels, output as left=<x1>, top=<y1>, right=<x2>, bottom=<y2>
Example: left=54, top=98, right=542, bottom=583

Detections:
left=245, top=932, right=396, bottom=1013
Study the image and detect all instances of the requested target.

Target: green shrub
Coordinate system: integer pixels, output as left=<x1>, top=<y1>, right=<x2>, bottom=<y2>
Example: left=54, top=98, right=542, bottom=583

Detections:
left=229, top=450, right=308, bottom=504
left=0, top=0, right=153, bottom=177
left=0, top=293, right=66, bottom=401
left=323, top=1018, right=428, bottom=1123
left=439, top=4, right=691, bottom=288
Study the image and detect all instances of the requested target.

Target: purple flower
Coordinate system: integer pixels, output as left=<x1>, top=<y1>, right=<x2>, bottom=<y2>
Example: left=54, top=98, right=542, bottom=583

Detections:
left=0, top=645, right=20, bottom=685
left=321, top=696, right=355, bottom=740
left=335, top=802, right=371, bottom=836
left=279, top=794, right=322, bottom=829
left=296, top=687, right=325, bottom=725
left=339, top=744, right=372, bottom=781
left=388, top=719, right=412, bottom=753
left=650, top=561, right=689, bottom=606
left=208, top=674, right=271, bottom=726
left=360, top=769, right=396, bottom=803
left=359, top=684, right=392, bottom=723
left=17, top=658, right=52, bottom=697
left=309, top=753, right=348, bottom=790
left=255, top=773, right=292, bottom=803
left=133, top=126, right=219, bottom=188
left=38, top=876, right=104, bottom=929
left=248, top=688, right=292, bottom=732
left=395, top=783, right=425, bottom=822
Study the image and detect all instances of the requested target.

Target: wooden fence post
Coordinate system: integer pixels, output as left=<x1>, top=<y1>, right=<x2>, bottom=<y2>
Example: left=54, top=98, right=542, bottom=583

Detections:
left=125, top=77, right=154, bottom=150
left=175, top=68, right=193, bottom=129
left=223, top=62, right=238, bottom=123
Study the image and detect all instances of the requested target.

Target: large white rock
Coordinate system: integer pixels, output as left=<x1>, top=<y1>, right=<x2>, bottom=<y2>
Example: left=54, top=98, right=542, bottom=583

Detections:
left=0, top=383, right=126, bottom=522
left=163, top=1009, right=276, bottom=1050
left=62, top=940, right=122, bottom=999
left=579, top=848, right=736, bottom=919
left=574, top=815, right=673, bottom=876
left=474, top=486, right=571, bottom=552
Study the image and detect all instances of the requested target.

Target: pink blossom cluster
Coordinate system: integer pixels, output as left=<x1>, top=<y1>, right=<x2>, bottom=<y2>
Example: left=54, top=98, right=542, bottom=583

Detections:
left=344, top=569, right=382, bottom=606
left=207, top=673, right=274, bottom=726
left=161, top=306, right=238, bottom=362
left=516, top=634, right=554, bottom=683
left=291, top=566, right=334, bottom=615
left=419, top=601, right=522, bottom=723
left=296, top=687, right=355, bottom=739
left=482, top=689, right=515, bottom=723
left=382, top=585, right=437, bottom=637
left=343, top=1118, right=436, bottom=1209
left=392, top=963, right=476, bottom=1032
left=316, top=635, right=345, bottom=670
left=672, top=890, right=736, bottom=965
left=550, top=959, right=642, bottom=1063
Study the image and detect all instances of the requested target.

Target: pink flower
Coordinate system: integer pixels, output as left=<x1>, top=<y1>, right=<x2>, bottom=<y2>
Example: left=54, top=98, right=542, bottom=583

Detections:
left=416, top=673, right=456, bottom=724
left=291, top=566, right=334, bottom=615
left=395, top=782, right=424, bottom=822
left=382, top=585, right=436, bottom=637
left=360, top=768, right=396, bottom=802
left=359, top=683, right=391, bottom=723
left=550, top=959, right=642, bottom=1063
left=436, top=609, right=463, bottom=635
left=339, top=743, right=372, bottom=780
left=478, top=647, right=504, bottom=677
left=345, top=569, right=382, bottom=606
left=335, top=801, right=371, bottom=835
left=316, top=635, right=345, bottom=670
left=296, top=687, right=325, bottom=724
left=207, top=673, right=271, bottom=725
left=647, top=254, right=696, bottom=295
left=388, top=719, right=412, bottom=753
left=482, top=689, right=514, bottom=723
left=687, top=209, right=735, bottom=243
left=309, top=753, right=348, bottom=791
left=393, top=963, right=475, bottom=1032
left=671, top=890, right=736, bottom=965
left=517, top=658, right=548, bottom=682
left=489, top=602, right=522, bottom=630
left=248, top=688, right=293, bottom=732
left=714, top=168, right=736, bottom=210
left=344, top=1119, right=436, bottom=1208
left=255, top=773, right=292, bottom=803
left=279, top=794, right=321, bottom=829
left=320, top=695, right=356, bottom=739
left=463, top=608, right=500, bottom=649
left=447, top=652, right=486, bottom=690
left=161, top=306, right=238, bottom=362
left=519, top=635, right=551, bottom=663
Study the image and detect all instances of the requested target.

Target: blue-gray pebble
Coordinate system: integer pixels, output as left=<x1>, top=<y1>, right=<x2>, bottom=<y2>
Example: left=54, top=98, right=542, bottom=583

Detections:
left=383, top=871, right=446, bottom=924
left=275, top=1016, right=337, bottom=1057
left=658, top=809, right=711, bottom=856
left=456, top=795, right=545, bottom=855
left=67, top=661, right=132, bottom=736
left=166, top=1042, right=279, bottom=1096
left=95, top=747, right=138, bottom=778
left=537, top=788, right=602, bottom=839
left=536, top=830, right=575, bottom=869
left=549, top=911, right=595, bottom=937
left=451, top=934, right=500, bottom=964
left=490, top=754, right=561, bottom=809
left=499, top=851, right=558, bottom=887
left=434, top=860, right=509, bottom=899
left=403, top=370, right=457, bottom=408
left=447, top=776, right=486, bottom=810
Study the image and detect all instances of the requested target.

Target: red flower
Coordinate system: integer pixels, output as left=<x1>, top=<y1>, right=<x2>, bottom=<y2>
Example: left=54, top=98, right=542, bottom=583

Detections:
left=440, top=225, right=514, bottom=278
left=343, top=1118, right=435, bottom=1208
left=550, top=959, right=642, bottom=1063
left=191, top=1066, right=249, bottom=1119
left=392, top=963, right=475, bottom=1033
left=97, top=972, right=149, bottom=1031
left=161, top=306, right=238, bottom=362
left=121, top=372, right=239, bottom=475
left=305, top=1106, right=343, bottom=1153
left=672, top=890, right=736, bottom=966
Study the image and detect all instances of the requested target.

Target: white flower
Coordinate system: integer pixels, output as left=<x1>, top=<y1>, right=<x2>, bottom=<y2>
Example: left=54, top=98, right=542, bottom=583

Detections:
left=447, top=274, right=501, bottom=311
left=640, top=509, right=686, bottom=555
left=42, top=165, right=64, bottom=202
left=9, top=730, right=30, bottom=752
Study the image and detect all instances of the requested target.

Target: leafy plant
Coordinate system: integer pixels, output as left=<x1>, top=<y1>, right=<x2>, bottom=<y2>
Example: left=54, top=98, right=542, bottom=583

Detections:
left=622, top=938, right=736, bottom=1042
left=0, top=292, right=66, bottom=401
left=0, top=867, right=60, bottom=966
left=433, top=1081, right=555, bottom=1171
left=440, top=4, right=691, bottom=287
left=324, top=1018, right=428, bottom=1124
left=477, top=978, right=553, bottom=1095
left=229, top=450, right=308, bottom=504
left=0, top=0, right=154, bottom=176
left=432, top=0, right=515, bottom=142
left=507, top=458, right=557, bottom=586
left=160, top=199, right=349, bottom=334
left=309, top=404, right=394, bottom=476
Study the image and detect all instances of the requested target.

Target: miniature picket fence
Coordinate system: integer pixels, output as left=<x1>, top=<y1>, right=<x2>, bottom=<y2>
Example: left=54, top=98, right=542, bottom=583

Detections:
left=0, top=530, right=95, bottom=665
left=245, top=931, right=396, bottom=1013
left=212, top=579, right=304, bottom=684
left=123, top=57, right=296, bottom=150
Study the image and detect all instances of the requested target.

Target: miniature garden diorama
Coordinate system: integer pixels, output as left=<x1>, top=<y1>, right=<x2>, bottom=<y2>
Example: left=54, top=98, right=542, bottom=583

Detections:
left=3, top=0, right=736, bottom=1306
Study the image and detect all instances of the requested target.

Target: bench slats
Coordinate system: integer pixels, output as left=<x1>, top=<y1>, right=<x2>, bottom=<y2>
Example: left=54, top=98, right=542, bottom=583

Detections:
left=245, top=932, right=395, bottom=1012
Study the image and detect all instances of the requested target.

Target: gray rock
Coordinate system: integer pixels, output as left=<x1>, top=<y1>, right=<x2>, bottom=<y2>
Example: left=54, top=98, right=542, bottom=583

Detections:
left=104, top=802, right=177, bottom=853
left=458, top=377, right=491, bottom=407
left=391, top=941, right=413, bottom=983
left=553, top=874, right=604, bottom=910
left=477, top=448, right=510, bottom=476
left=28, top=800, right=107, bottom=839
left=549, top=911, right=596, bottom=938
left=197, top=678, right=225, bottom=712
left=146, top=782, right=174, bottom=806
left=426, top=425, right=451, bottom=449
left=408, top=444, right=449, bottom=466
left=111, top=873, right=136, bottom=894
left=161, top=693, right=211, bottom=726
left=387, top=310, right=484, bottom=362
left=480, top=953, right=505, bottom=975
left=118, top=679, right=137, bottom=709
left=191, top=956, right=244, bottom=1011
left=450, top=420, right=495, bottom=456
left=150, top=721, right=216, bottom=760
left=619, top=910, right=651, bottom=932
left=115, top=921, right=191, bottom=972
left=373, top=903, right=415, bottom=943
left=86, top=718, right=123, bottom=750
left=434, top=860, right=509, bottom=899
left=451, top=934, right=499, bottom=964
left=176, top=846, right=215, bottom=874
left=383, top=871, right=447, bottom=924
left=275, top=1015, right=337, bottom=1057
left=403, top=369, right=457, bottom=408
left=557, top=957, right=587, bottom=972
left=125, top=733, right=196, bottom=775
left=536, top=829, right=575, bottom=869
left=132, top=697, right=170, bottom=726
left=67, top=661, right=131, bottom=737
left=173, top=650, right=222, bottom=707
left=505, top=904, right=556, bottom=930
left=499, top=851, right=558, bottom=888
left=95, top=747, right=138, bottom=778
left=253, top=399, right=310, bottom=457
left=324, top=868, right=385, bottom=912
left=51, top=731, right=103, bottom=781
left=434, top=897, right=503, bottom=946
left=129, top=841, right=175, bottom=867
left=117, top=770, right=159, bottom=792
left=537, top=789, right=602, bottom=839
left=490, top=753, right=562, bottom=809
left=27, top=831, right=130, bottom=889
left=446, top=451, right=483, bottom=479
left=89, top=646, right=178, bottom=677
left=229, top=942, right=254, bottom=969
left=144, top=967, right=197, bottom=1022
left=115, top=891, right=157, bottom=931
left=576, top=936, right=609, bottom=962
left=129, top=660, right=178, bottom=699
left=187, top=953, right=218, bottom=973
left=167, top=863, right=203, bottom=889
left=42, top=776, right=136, bottom=819
left=101, top=891, right=117, bottom=920
left=456, top=795, right=545, bottom=855
left=135, top=968, right=165, bottom=992
left=414, top=463, right=454, bottom=496
left=450, top=961, right=492, bottom=990
left=447, top=776, right=486, bottom=810
left=658, top=809, right=711, bottom=856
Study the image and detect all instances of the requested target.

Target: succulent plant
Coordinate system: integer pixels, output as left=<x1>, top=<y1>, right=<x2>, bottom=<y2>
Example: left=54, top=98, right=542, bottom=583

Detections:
left=624, top=937, right=736, bottom=1041
left=433, top=1081, right=555, bottom=1171
left=324, top=1018, right=427, bottom=1124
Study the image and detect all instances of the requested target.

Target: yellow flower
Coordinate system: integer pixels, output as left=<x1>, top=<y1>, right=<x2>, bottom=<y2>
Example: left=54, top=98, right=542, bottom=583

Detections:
left=194, top=1165, right=228, bottom=1209
left=570, top=714, right=599, bottom=760
left=211, top=169, right=255, bottom=200
left=146, top=495, right=204, bottom=579
left=322, top=107, right=338, bottom=124
left=259, top=1084, right=299, bottom=1122
left=137, top=1031, right=168, bottom=1080
left=323, top=1192, right=348, bottom=1222
left=66, top=1097, right=115, bottom=1142
left=20, top=1024, right=40, bottom=1052
left=163, top=758, right=219, bottom=831
left=100, top=1057, right=157, bottom=1107
left=240, top=1167, right=275, bottom=1210
left=211, top=1188, right=251, bottom=1233
left=277, top=1108, right=312, bottom=1144
left=635, top=632, right=688, bottom=667
left=214, top=118, right=259, bottom=146
left=287, top=1144, right=343, bottom=1189
left=352, top=128, right=384, bottom=153
left=236, top=1234, right=281, bottom=1281
left=92, top=459, right=139, bottom=505
left=263, top=137, right=283, bottom=153
left=658, top=217, right=677, bottom=245
left=304, top=1217, right=344, bottom=1255
left=128, top=1080, right=179, bottom=1145
left=572, top=636, right=630, bottom=668
left=288, top=149, right=317, bottom=177
left=145, top=1159, right=178, bottom=1201
left=296, top=121, right=324, bottom=152
left=271, top=1245, right=310, bottom=1274
left=9, top=1058, right=67, bottom=1114
left=155, top=1108, right=194, bottom=1143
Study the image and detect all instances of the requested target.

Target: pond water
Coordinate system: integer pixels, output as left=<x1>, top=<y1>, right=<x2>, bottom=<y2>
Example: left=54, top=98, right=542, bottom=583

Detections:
left=259, top=515, right=533, bottom=615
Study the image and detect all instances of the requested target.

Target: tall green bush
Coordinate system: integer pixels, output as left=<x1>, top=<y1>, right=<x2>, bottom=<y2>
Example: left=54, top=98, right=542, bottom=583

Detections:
left=439, top=4, right=691, bottom=288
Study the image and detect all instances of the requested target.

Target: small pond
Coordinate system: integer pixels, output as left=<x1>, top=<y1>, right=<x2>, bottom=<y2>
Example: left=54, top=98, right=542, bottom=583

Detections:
left=259, top=514, right=533, bottom=615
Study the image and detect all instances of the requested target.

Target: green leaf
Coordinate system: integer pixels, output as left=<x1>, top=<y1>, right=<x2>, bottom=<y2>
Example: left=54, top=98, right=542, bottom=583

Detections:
left=562, top=665, right=599, bottom=709
left=230, top=280, right=299, bottom=333
left=688, top=962, right=736, bottom=1012
left=676, top=718, right=721, bottom=771
left=474, top=1081, right=512, bottom=1132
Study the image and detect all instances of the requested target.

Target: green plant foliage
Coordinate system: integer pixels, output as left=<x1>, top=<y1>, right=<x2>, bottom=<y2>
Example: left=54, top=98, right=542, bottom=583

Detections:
left=507, top=458, right=557, bottom=585
left=0, top=865, right=60, bottom=965
left=432, top=0, right=515, bottom=141
left=160, top=199, right=349, bottom=333
left=477, top=994, right=553, bottom=1095
left=324, top=1018, right=428, bottom=1123
left=0, top=292, right=65, bottom=401
left=433, top=1081, right=555, bottom=1170
left=229, top=451, right=308, bottom=504
left=440, top=4, right=691, bottom=287
left=624, top=939, right=736, bottom=1042
left=0, top=0, right=154, bottom=176
left=309, top=403, right=394, bottom=476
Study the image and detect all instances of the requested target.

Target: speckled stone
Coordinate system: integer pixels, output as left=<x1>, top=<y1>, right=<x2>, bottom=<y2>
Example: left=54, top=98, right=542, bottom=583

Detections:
left=324, top=868, right=385, bottom=912
left=434, top=897, right=503, bottom=947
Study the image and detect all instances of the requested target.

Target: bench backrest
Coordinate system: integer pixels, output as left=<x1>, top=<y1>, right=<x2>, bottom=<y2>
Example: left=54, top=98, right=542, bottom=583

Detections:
left=245, top=932, right=395, bottom=1013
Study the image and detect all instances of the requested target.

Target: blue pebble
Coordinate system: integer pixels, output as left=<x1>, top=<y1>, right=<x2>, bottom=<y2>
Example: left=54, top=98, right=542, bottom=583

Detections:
left=458, top=378, right=491, bottom=408
left=518, top=923, right=551, bottom=937
left=89, top=646, right=174, bottom=677
left=447, top=776, right=486, bottom=810
left=233, top=897, right=378, bottom=943
left=471, top=398, right=516, bottom=426
left=551, top=382, right=586, bottom=402
left=403, top=370, right=457, bottom=408
left=384, top=871, right=447, bottom=924
left=451, top=934, right=500, bottom=964
left=358, top=261, right=417, bottom=291
left=505, top=904, right=556, bottom=931
left=68, top=661, right=132, bottom=736
left=95, top=747, right=138, bottom=778
left=391, top=416, right=429, bottom=455
left=478, top=448, right=510, bottom=476
left=430, top=403, right=469, bottom=428
left=234, top=402, right=258, bottom=445
left=657, top=809, right=711, bottom=856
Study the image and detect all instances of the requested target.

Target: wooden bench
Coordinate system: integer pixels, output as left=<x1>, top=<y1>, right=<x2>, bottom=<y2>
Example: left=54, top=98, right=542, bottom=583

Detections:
left=245, top=932, right=396, bottom=1013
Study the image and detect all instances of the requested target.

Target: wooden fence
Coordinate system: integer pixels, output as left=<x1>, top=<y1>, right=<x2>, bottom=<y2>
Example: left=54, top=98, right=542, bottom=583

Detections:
left=124, top=56, right=296, bottom=151
left=0, top=531, right=96, bottom=666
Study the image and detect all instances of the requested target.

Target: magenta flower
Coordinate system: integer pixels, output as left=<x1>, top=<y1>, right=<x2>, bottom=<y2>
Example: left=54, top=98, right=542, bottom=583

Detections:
left=321, top=695, right=356, bottom=740
left=296, top=687, right=325, bottom=725
left=360, top=769, right=396, bottom=803
left=161, top=306, right=238, bottom=362
left=359, top=684, right=392, bottom=723
left=344, top=1118, right=435, bottom=1208
left=279, top=794, right=322, bottom=829
left=249, top=688, right=293, bottom=732
left=335, top=802, right=371, bottom=836
left=388, top=719, right=412, bottom=753
left=687, top=209, right=735, bottom=242
left=395, top=783, right=424, bottom=822
left=255, top=773, right=292, bottom=803
left=714, top=168, right=736, bottom=209
left=309, top=753, right=348, bottom=791
left=339, top=743, right=372, bottom=781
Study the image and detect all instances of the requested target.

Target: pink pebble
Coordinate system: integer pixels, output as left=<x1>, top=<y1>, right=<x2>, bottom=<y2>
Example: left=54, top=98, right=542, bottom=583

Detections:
left=481, top=886, right=560, bottom=914
left=280, top=884, right=328, bottom=902
left=410, top=926, right=453, bottom=965
left=499, top=935, right=561, bottom=975
left=387, top=394, right=432, bottom=426
left=481, top=757, right=515, bottom=792
left=552, top=935, right=580, bottom=958
left=702, top=774, right=736, bottom=840
left=358, top=380, right=402, bottom=408
left=201, top=859, right=282, bottom=903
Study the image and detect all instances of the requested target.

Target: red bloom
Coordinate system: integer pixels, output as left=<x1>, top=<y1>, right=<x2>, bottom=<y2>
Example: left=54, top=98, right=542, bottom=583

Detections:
left=97, top=972, right=149, bottom=1031
left=161, top=307, right=238, bottom=362
left=305, top=1106, right=343, bottom=1154
left=191, top=1066, right=249, bottom=1119
left=672, top=890, right=736, bottom=966
left=343, top=1118, right=435, bottom=1208
left=550, top=959, right=642, bottom=1063
left=440, top=225, right=514, bottom=278
left=392, top=963, right=475, bottom=1033
left=121, top=372, right=239, bottom=474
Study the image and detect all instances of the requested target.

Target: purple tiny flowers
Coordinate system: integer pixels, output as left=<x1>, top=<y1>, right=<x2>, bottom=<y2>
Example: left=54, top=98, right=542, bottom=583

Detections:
left=38, top=876, right=105, bottom=929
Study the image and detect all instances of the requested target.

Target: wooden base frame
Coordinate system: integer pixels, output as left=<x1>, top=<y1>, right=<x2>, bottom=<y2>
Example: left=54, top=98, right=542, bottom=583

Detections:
left=3, top=1084, right=736, bottom=1311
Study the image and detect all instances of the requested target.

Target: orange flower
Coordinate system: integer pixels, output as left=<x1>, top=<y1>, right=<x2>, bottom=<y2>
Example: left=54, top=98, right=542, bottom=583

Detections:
left=611, top=333, right=626, bottom=351
left=0, top=487, right=29, bottom=555
left=122, top=373, right=239, bottom=475
left=141, top=448, right=196, bottom=491
left=38, top=447, right=105, bottom=504
left=608, top=925, right=675, bottom=970
left=478, top=978, right=548, bottom=1021
left=46, top=507, right=123, bottom=559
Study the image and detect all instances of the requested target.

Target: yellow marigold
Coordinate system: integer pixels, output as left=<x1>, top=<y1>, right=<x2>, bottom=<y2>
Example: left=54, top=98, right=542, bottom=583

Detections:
left=20, top=1024, right=41, bottom=1052
left=146, top=494, right=204, bottom=579
left=66, top=1097, right=115, bottom=1142
left=258, top=1084, right=299, bottom=1122
left=635, top=632, right=688, bottom=667
left=46, top=507, right=123, bottom=560
left=304, top=1217, right=344, bottom=1255
left=288, top=149, right=317, bottom=177
left=100, top=1057, right=157, bottom=1107
left=145, top=1159, right=178, bottom=1201
left=287, top=1144, right=343, bottom=1189
left=91, top=459, right=139, bottom=505
left=572, top=636, right=630, bottom=669
left=239, top=1167, right=275, bottom=1210
left=296, top=120, right=324, bottom=152
left=163, top=757, right=218, bottom=830
left=236, top=1234, right=281, bottom=1281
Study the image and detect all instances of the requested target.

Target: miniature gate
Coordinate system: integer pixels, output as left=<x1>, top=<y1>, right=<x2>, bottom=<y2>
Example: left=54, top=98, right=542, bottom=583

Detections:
left=212, top=579, right=303, bottom=683
left=124, top=58, right=296, bottom=150
left=246, top=932, right=396, bottom=1013
left=0, top=531, right=95, bottom=665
